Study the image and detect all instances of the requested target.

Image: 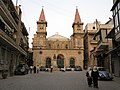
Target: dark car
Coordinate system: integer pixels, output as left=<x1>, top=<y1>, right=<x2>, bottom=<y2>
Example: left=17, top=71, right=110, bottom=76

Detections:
left=40, top=66, right=46, bottom=71
left=14, top=64, right=28, bottom=75
left=74, top=66, right=82, bottom=71
left=97, top=67, right=113, bottom=80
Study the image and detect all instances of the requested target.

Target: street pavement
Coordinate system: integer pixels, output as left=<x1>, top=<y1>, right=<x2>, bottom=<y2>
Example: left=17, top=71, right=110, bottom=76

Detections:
left=0, top=70, right=120, bottom=90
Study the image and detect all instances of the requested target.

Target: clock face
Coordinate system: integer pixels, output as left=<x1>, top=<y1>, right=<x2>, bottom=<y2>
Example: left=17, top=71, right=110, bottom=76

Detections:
left=77, top=24, right=80, bottom=27
left=40, top=24, right=44, bottom=28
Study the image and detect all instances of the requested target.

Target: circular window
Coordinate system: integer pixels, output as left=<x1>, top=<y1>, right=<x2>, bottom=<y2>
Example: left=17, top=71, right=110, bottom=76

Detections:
left=39, top=51, right=42, bottom=54
left=78, top=51, right=81, bottom=54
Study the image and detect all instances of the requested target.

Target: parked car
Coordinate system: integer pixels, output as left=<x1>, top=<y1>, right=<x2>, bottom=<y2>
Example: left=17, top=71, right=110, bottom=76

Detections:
left=97, top=67, right=113, bottom=80
left=66, top=66, right=72, bottom=71
left=14, top=64, right=29, bottom=75
left=40, top=66, right=46, bottom=71
left=60, top=67, right=65, bottom=72
left=74, top=66, right=82, bottom=71
left=45, top=68, right=49, bottom=72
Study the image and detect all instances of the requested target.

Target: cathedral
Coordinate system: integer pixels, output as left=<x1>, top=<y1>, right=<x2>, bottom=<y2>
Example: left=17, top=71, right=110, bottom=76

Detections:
left=32, top=8, right=84, bottom=70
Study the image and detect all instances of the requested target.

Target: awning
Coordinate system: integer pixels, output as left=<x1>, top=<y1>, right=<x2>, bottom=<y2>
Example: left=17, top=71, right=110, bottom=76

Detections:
left=106, top=28, right=115, bottom=38
left=106, top=45, right=120, bottom=54
left=93, top=30, right=101, bottom=40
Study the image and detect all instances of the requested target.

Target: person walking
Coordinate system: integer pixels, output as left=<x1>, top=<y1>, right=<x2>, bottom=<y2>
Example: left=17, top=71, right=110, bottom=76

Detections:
left=50, top=65, right=53, bottom=73
left=30, top=66, right=33, bottom=74
left=36, top=65, right=40, bottom=73
left=33, top=66, right=36, bottom=73
left=86, top=67, right=93, bottom=87
left=92, top=66, right=99, bottom=88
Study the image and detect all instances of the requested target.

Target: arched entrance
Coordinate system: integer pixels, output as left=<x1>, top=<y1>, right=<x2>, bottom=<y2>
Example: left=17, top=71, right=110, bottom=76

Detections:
left=57, top=54, right=64, bottom=68
left=70, top=57, right=75, bottom=68
left=46, top=57, right=51, bottom=68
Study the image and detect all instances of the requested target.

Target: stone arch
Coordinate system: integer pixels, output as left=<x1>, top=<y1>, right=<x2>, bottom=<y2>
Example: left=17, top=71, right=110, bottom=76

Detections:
left=57, top=54, right=64, bottom=68
left=45, top=57, right=51, bottom=68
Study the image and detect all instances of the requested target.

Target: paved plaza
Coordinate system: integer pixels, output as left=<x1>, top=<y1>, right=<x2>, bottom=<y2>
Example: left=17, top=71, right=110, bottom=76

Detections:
left=0, top=71, right=120, bottom=90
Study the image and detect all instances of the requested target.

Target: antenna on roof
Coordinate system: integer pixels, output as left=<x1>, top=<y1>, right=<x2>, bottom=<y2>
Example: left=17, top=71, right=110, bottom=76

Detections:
left=76, top=6, right=78, bottom=9
left=16, top=0, right=18, bottom=6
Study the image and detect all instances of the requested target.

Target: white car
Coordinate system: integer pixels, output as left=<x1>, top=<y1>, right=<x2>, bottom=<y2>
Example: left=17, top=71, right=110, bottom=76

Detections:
left=60, top=68, right=65, bottom=72
left=66, top=66, right=72, bottom=71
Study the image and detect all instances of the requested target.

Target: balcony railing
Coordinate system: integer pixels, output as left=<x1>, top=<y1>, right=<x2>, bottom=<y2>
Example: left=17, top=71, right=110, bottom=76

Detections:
left=0, top=0, right=18, bottom=30
left=0, top=17, right=17, bottom=41
left=97, top=40, right=109, bottom=50
left=90, top=40, right=98, bottom=44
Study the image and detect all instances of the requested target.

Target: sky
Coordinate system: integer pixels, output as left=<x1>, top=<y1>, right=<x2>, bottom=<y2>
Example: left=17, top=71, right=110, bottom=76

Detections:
left=12, top=0, right=113, bottom=48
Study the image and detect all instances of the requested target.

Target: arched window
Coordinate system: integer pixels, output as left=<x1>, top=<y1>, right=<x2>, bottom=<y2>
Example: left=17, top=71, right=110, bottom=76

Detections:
left=77, top=40, right=80, bottom=46
left=57, top=44, right=59, bottom=49
left=46, top=57, right=51, bottom=68
left=49, top=44, right=51, bottom=49
left=70, top=58, right=75, bottom=68
left=65, top=44, right=68, bottom=49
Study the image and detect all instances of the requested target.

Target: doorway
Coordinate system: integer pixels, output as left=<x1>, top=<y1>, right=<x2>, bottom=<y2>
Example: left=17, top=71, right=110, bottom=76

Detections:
left=46, top=57, right=51, bottom=68
left=57, top=54, right=64, bottom=68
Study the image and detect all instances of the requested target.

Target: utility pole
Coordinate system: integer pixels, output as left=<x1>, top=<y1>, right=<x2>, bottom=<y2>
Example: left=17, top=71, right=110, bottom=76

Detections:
left=28, top=27, right=30, bottom=48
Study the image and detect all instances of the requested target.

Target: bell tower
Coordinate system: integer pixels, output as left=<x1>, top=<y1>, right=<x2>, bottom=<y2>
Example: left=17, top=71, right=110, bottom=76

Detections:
left=37, top=8, right=47, bottom=34
left=71, top=7, right=84, bottom=49
left=36, top=8, right=47, bottom=49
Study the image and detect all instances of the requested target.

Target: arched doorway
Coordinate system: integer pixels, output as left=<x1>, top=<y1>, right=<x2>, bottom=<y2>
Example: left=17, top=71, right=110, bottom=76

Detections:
left=57, top=54, right=64, bottom=68
left=46, top=57, right=51, bottom=68
left=70, top=57, right=75, bottom=68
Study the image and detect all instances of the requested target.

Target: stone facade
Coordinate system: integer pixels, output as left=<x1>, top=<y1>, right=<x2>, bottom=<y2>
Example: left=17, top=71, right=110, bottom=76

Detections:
left=93, top=19, right=114, bottom=72
left=107, top=0, right=120, bottom=77
left=84, top=19, right=114, bottom=71
left=0, top=0, right=29, bottom=76
left=84, top=21, right=98, bottom=69
left=32, top=8, right=84, bottom=70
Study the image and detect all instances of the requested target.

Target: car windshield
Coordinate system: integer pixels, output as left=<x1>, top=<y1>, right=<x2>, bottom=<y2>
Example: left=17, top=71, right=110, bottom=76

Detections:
left=16, top=64, right=24, bottom=68
left=98, top=68, right=106, bottom=71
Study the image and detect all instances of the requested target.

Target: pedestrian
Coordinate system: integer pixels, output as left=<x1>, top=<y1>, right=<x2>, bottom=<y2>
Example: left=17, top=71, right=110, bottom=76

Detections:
left=25, top=64, right=29, bottom=74
left=30, top=66, right=33, bottom=74
left=92, top=66, right=99, bottom=88
left=33, top=66, right=36, bottom=73
left=50, top=65, right=53, bottom=73
left=36, top=65, right=39, bottom=73
left=86, top=67, right=93, bottom=87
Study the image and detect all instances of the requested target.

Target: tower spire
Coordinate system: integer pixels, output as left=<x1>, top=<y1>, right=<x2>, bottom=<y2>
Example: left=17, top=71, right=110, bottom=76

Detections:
left=39, top=7, right=46, bottom=21
left=74, top=7, right=81, bottom=23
